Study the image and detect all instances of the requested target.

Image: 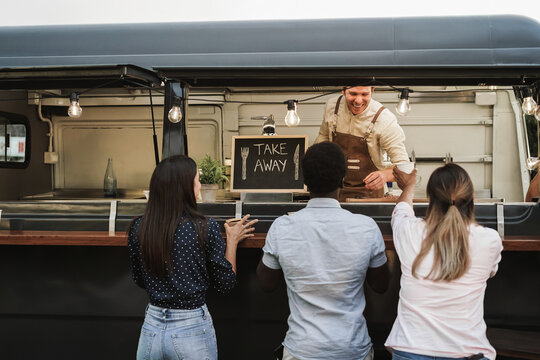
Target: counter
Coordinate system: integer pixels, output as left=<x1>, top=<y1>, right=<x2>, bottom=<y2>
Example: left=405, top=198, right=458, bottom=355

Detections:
left=0, top=231, right=539, bottom=250
left=0, top=199, right=539, bottom=359
left=1, top=199, right=539, bottom=250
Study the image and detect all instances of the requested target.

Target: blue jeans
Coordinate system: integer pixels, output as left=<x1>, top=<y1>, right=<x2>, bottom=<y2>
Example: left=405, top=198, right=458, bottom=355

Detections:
left=393, top=349, right=489, bottom=360
left=137, top=304, right=218, bottom=360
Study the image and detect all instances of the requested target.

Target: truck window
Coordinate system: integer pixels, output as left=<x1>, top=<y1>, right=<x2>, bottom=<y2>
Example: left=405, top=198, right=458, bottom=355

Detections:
left=0, top=111, right=30, bottom=168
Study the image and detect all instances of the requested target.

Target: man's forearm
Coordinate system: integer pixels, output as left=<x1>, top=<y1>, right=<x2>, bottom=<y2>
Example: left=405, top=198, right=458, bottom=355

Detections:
left=382, top=167, right=394, bottom=183
left=257, top=260, right=283, bottom=292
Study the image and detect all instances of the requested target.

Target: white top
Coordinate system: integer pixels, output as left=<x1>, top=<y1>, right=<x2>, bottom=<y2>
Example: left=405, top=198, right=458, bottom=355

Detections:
left=262, top=197, right=387, bottom=360
left=314, top=96, right=409, bottom=169
left=385, top=202, right=503, bottom=360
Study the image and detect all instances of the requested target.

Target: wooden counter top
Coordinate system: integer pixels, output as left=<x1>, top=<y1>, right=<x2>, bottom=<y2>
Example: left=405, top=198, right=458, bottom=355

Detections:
left=0, top=231, right=539, bottom=251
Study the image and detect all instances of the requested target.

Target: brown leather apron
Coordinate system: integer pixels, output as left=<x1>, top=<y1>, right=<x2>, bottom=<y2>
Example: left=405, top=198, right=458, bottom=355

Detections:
left=332, top=96, right=385, bottom=201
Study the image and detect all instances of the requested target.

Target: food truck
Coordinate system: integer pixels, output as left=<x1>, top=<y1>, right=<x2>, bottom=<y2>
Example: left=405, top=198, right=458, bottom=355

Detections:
left=0, top=15, right=539, bottom=359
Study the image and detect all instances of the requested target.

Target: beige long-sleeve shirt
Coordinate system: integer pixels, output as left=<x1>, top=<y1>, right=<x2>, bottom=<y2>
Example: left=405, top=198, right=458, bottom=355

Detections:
left=314, top=96, right=408, bottom=170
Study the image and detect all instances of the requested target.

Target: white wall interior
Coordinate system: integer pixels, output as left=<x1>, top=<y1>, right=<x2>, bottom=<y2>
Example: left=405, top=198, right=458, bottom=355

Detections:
left=47, top=86, right=527, bottom=201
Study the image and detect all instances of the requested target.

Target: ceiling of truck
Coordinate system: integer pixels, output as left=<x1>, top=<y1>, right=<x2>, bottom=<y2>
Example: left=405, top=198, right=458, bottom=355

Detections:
left=0, top=15, right=539, bottom=88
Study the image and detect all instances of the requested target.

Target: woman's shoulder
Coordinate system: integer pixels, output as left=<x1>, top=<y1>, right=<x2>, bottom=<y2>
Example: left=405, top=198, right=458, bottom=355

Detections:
left=207, top=217, right=218, bottom=228
left=127, top=216, right=143, bottom=246
left=470, top=223, right=499, bottom=236
left=129, top=216, right=143, bottom=233
left=470, top=224, right=502, bottom=247
left=180, top=213, right=210, bottom=225
left=202, top=217, right=220, bottom=233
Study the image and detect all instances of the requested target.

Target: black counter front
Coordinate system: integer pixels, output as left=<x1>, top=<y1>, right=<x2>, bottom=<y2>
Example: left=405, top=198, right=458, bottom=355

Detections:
left=0, top=200, right=539, bottom=359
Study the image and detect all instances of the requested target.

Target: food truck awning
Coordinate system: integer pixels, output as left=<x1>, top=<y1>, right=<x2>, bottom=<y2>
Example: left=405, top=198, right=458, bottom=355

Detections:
left=0, top=15, right=540, bottom=87
left=0, top=65, right=161, bottom=90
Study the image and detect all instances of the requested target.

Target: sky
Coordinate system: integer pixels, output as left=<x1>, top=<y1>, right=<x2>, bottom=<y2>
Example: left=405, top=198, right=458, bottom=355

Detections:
left=2, top=0, right=540, bottom=26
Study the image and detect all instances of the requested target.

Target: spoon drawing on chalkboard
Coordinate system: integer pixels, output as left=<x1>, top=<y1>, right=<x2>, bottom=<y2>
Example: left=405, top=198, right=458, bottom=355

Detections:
left=241, top=147, right=249, bottom=180
left=293, top=145, right=300, bottom=180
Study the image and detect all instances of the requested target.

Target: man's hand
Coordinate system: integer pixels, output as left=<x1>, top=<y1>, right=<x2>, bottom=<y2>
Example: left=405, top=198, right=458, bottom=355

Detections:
left=363, top=168, right=393, bottom=190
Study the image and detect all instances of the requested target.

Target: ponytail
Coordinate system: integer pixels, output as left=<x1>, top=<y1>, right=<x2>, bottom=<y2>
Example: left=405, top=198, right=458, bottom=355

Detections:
left=412, top=204, right=470, bottom=281
left=412, top=163, right=475, bottom=281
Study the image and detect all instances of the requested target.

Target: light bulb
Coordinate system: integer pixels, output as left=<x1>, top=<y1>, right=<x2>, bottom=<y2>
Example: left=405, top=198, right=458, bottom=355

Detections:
left=526, top=157, right=539, bottom=171
left=168, top=105, right=182, bottom=123
left=396, top=89, right=411, bottom=116
left=396, top=98, right=411, bottom=116
left=521, top=87, right=537, bottom=115
left=522, top=96, right=537, bottom=115
left=284, top=100, right=300, bottom=127
left=67, top=93, right=82, bottom=118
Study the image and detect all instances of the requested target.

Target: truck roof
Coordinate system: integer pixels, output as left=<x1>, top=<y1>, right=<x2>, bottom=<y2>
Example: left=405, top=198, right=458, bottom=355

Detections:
left=1, top=15, right=540, bottom=87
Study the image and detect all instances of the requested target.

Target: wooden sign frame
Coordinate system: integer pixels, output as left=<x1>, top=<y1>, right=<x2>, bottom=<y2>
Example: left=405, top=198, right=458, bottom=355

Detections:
left=230, top=135, right=308, bottom=192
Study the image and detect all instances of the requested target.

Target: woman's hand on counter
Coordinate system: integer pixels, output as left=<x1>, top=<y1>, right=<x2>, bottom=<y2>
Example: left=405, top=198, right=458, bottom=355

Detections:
left=224, top=214, right=258, bottom=246
left=224, top=214, right=258, bottom=274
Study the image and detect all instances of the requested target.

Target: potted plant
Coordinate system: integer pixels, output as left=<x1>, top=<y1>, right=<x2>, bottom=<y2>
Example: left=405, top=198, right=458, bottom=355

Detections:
left=198, top=154, right=228, bottom=202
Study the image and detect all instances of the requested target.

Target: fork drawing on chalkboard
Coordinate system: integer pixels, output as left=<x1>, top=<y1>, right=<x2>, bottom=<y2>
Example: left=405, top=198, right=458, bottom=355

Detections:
left=241, top=147, right=249, bottom=180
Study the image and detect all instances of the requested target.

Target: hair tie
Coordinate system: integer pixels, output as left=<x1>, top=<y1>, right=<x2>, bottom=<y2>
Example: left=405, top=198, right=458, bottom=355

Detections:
left=450, top=200, right=456, bottom=206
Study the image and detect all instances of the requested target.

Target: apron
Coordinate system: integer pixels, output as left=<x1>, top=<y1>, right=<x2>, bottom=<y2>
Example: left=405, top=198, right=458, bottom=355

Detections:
left=331, top=96, right=385, bottom=201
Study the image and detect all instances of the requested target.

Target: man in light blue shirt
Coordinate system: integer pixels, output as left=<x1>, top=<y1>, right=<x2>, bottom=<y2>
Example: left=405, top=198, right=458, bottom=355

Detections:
left=257, top=142, right=390, bottom=360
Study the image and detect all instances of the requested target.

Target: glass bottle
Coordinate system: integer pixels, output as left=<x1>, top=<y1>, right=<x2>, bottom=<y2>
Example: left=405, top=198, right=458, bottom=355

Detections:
left=104, top=158, right=117, bottom=197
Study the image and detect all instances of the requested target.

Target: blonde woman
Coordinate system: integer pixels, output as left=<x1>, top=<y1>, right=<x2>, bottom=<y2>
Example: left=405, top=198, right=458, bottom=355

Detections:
left=385, top=164, right=503, bottom=360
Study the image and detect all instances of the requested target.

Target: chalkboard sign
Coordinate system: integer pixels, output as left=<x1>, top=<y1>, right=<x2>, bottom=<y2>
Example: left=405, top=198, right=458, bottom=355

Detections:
left=231, top=135, right=308, bottom=192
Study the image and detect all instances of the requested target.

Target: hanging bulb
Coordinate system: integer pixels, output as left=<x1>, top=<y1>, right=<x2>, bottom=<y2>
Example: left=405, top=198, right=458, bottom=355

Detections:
left=284, top=100, right=300, bottom=127
left=526, top=157, right=539, bottom=171
left=67, top=93, right=82, bottom=118
left=396, top=89, right=411, bottom=116
left=521, top=88, right=537, bottom=115
left=168, top=105, right=182, bottom=123
left=168, top=97, right=183, bottom=123
left=522, top=97, right=537, bottom=115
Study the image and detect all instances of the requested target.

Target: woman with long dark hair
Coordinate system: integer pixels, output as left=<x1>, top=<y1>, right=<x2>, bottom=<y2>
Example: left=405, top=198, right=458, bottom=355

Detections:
left=128, top=155, right=256, bottom=360
left=385, top=163, right=503, bottom=360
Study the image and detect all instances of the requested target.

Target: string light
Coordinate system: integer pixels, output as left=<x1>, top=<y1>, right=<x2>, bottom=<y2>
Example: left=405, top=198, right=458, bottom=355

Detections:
left=521, top=87, right=537, bottom=115
left=526, top=157, right=539, bottom=171
left=21, top=81, right=537, bottom=122
left=67, top=93, right=82, bottom=118
left=396, top=89, right=412, bottom=116
left=19, top=80, right=516, bottom=109
left=284, top=100, right=300, bottom=127
left=168, top=97, right=183, bottom=123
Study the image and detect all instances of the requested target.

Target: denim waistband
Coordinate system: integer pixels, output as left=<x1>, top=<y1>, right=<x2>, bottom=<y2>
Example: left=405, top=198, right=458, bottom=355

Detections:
left=393, top=349, right=486, bottom=360
left=145, top=303, right=208, bottom=322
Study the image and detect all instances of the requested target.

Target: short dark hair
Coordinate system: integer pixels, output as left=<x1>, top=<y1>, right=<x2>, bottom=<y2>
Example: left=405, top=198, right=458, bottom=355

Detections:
left=302, top=142, right=346, bottom=194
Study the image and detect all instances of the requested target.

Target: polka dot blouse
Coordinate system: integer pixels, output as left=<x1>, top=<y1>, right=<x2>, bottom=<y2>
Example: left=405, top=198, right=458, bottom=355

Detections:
left=128, top=217, right=237, bottom=309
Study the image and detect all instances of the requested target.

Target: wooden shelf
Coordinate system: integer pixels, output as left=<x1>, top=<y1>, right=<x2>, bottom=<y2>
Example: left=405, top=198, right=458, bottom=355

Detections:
left=0, top=230, right=538, bottom=251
